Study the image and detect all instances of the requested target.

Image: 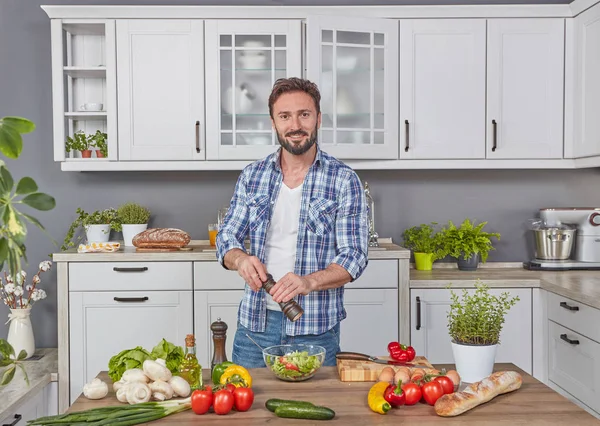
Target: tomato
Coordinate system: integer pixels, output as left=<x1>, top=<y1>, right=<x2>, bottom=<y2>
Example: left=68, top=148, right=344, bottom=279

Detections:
left=434, top=376, right=455, bottom=395
left=410, top=372, right=424, bottom=385
left=213, top=389, right=234, bottom=415
left=401, top=382, right=422, bottom=406
left=405, top=346, right=416, bottom=362
left=285, top=363, right=299, bottom=371
left=421, top=381, right=444, bottom=405
left=225, top=383, right=236, bottom=394
left=191, top=386, right=213, bottom=415
left=233, top=387, right=255, bottom=412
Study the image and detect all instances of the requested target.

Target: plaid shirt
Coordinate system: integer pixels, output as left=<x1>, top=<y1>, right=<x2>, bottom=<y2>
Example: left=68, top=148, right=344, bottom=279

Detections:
left=216, top=146, right=369, bottom=336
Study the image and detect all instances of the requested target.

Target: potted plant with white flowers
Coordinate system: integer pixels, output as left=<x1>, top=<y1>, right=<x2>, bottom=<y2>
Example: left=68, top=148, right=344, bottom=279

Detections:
left=447, top=282, right=520, bottom=383
left=113, top=202, right=151, bottom=246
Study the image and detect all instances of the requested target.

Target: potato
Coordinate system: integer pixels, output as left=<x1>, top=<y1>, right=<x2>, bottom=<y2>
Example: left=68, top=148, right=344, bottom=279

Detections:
left=378, top=366, right=395, bottom=383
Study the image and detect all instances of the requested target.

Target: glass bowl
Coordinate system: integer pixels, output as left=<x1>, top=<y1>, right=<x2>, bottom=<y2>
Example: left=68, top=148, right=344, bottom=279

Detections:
left=262, top=344, right=326, bottom=382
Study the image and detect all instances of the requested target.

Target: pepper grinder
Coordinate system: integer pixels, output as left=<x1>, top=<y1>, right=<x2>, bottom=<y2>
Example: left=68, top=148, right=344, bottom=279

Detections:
left=262, top=273, right=304, bottom=322
left=210, top=317, right=228, bottom=372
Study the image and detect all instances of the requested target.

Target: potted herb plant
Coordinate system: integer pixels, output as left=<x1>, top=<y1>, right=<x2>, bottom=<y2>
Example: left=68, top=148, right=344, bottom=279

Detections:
left=402, top=222, right=447, bottom=271
left=90, top=130, right=108, bottom=158
left=447, top=282, right=519, bottom=383
left=62, top=207, right=119, bottom=250
left=441, top=219, right=500, bottom=271
left=65, top=130, right=92, bottom=158
left=114, top=202, right=151, bottom=246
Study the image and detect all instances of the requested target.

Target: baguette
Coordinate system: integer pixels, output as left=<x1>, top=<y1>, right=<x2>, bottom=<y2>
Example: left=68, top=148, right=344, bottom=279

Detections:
left=132, top=228, right=191, bottom=248
left=434, top=371, right=522, bottom=417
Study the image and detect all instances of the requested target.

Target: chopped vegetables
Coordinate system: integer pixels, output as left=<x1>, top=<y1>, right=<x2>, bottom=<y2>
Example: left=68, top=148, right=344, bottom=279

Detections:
left=270, top=350, right=321, bottom=380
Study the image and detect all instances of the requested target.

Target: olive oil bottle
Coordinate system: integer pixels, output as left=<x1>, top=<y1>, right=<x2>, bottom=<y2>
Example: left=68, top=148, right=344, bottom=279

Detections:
left=179, top=334, right=202, bottom=390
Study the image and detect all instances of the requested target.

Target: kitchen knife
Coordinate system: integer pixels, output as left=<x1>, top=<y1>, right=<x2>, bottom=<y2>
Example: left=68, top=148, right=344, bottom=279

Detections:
left=336, top=351, right=419, bottom=367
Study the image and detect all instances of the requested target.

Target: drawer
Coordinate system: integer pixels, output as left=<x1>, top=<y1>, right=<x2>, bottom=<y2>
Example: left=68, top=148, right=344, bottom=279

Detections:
left=548, top=320, right=600, bottom=413
left=194, top=259, right=398, bottom=290
left=547, top=292, right=600, bottom=343
left=69, top=262, right=192, bottom=291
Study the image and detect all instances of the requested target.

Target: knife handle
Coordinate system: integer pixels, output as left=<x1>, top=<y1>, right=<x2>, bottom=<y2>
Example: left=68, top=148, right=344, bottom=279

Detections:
left=335, top=351, right=373, bottom=361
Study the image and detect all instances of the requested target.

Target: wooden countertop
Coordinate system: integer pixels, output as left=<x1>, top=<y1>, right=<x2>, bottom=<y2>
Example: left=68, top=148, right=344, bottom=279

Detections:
left=67, top=364, right=598, bottom=425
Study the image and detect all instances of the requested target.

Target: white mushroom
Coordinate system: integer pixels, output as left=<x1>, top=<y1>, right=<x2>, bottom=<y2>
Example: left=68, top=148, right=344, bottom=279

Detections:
left=116, top=385, right=130, bottom=403
left=83, top=378, right=108, bottom=400
left=113, top=379, right=127, bottom=392
left=126, top=382, right=151, bottom=404
left=169, top=376, right=191, bottom=398
left=122, top=368, right=149, bottom=383
left=143, top=359, right=172, bottom=382
left=149, top=380, right=174, bottom=400
left=152, top=392, right=166, bottom=401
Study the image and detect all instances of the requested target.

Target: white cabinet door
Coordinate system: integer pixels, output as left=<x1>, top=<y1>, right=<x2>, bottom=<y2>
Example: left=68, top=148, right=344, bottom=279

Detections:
left=0, top=384, right=46, bottom=425
left=194, top=290, right=245, bottom=370
left=116, top=20, right=205, bottom=160
left=69, top=291, right=193, bottom=403
left=205, top=20, right=301, bottom=160
left=340, top=289, right=398, bottom=354
left=410, top=288, right=532, bottom=374
left=307, top=15, right=399, bottom=160
left=399, top=19, right=486, bottom=159
left=487, top=19, right=564, bottom=159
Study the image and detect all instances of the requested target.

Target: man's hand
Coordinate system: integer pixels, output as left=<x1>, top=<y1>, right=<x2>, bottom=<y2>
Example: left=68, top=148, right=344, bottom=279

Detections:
left=270, top=272, right=314, bottom=303
left=235, top=254, right=268, bottom=292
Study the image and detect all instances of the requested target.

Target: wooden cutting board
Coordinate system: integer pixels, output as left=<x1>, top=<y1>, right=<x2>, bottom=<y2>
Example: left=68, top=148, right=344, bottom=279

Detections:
left=135, top=247, right=193, bottom=252
left=337, top=356, right=434, bottom=382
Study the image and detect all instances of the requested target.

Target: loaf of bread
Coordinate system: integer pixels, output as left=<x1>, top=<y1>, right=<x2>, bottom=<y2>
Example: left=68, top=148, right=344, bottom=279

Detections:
left=434, top=371, right=522, bottom=417
left=132, top=228, right=191, bottom=248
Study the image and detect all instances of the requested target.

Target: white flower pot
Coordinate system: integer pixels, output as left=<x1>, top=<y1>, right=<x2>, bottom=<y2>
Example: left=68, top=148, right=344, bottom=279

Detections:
left=7, top=307, right=35, bottom=359
left=451, top=341, right=497, bottom=383
left=85, top=224, right=111, bottom=243
left=122, top=223, right=148, bottom=246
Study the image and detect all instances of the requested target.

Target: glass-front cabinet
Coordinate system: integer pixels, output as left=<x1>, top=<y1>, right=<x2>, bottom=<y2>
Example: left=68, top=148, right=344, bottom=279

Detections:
left=205, top=20, right=302, bottom=160
left=307, top=15, right=398, bottom=160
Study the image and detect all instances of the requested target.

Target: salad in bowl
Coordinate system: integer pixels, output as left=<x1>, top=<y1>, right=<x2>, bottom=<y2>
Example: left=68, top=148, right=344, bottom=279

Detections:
left=263, top=344, right=325, bottom=381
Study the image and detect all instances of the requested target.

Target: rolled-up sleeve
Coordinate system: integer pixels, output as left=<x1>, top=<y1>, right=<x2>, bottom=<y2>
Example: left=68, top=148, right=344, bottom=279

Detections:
left=331, top=171, right=369, bottom=280
left=216, top=171, right=250, bottom=268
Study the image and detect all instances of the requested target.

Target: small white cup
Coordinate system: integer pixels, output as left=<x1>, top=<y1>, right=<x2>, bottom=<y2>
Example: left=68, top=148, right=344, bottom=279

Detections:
left=80, top=103, right=103, bottom=111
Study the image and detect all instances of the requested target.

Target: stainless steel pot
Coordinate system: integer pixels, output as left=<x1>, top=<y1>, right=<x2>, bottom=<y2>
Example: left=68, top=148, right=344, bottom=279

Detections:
left=533, top=228, right=576, bottom=260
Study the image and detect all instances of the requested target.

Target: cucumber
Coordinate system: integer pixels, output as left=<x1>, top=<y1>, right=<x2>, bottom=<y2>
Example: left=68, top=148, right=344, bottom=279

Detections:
left=265, top=398, right=316, bottom=412
left=274, top=405, right=336, bottom=421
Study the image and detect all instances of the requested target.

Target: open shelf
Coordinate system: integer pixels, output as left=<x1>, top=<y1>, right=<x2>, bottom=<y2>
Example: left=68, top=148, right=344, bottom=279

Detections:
left=63, top=23, right=105, bottom=36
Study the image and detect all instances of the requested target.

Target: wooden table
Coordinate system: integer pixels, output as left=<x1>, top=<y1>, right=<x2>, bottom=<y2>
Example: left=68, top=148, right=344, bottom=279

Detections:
left=68, top=364, right=599, bottom=425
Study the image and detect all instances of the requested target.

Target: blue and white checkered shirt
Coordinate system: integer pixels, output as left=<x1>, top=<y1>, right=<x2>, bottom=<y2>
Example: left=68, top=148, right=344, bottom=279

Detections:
left=216, top=146, right=369, bottom=336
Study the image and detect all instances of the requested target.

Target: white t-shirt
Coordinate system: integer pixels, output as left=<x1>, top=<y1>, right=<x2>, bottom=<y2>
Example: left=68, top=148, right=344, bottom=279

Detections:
left=264, top=182, right=303, bottom=311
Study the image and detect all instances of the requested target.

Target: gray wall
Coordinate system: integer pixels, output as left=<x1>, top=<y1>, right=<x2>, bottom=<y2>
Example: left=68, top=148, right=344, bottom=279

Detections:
left=0, top=0, right=594, bottom=348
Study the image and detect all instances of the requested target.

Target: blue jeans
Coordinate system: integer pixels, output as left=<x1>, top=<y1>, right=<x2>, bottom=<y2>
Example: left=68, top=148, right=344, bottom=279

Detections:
left=232, top=309, right=340, bottom=368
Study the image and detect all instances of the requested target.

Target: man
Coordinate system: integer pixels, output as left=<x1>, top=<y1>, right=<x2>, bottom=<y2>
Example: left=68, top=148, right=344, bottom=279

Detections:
left=216, top=77, right=368, bottom=368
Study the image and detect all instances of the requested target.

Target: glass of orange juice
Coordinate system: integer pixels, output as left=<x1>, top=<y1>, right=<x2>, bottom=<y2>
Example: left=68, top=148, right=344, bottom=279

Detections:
left=208, top=223, right=218, bottom=246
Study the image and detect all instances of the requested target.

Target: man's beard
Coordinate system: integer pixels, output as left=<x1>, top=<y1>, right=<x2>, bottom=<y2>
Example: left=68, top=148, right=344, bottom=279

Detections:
left=276, top=124, right=318, bottom=155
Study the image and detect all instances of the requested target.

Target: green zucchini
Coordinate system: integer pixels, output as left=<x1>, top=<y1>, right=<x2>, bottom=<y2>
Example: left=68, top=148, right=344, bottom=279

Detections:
left=274, top=404, right=336, bottom=421
left=265, top=398, right=316, bottom=412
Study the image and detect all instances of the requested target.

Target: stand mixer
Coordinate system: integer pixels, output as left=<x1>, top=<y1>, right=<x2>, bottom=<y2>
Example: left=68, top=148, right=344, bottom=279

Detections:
left=526, top=207, right=600, bottom=270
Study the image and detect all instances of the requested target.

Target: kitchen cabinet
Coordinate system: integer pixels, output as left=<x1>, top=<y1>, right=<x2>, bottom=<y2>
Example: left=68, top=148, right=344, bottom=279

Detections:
left=487, top=19, right=564, bottom=159
left=116, top=20, right=205, bottom=160
left=68, top=262, right=193, bottom=404
left=307, top=15, right=399, bottom=160
left=0, top=383, right=57, bottom=425
left=547, top=292, right=600, bottom=415
left=205, top=20, right=302, bottom=160
left=399, top=19, right=486, bottom=160
left=410, top=288, right=533, bottom=374
left=564, top=2, right=600, bottom=159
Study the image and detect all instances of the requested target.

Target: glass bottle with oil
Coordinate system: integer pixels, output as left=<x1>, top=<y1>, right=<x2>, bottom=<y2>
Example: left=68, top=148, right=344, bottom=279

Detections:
left=179, top=334, right=202, bottom=390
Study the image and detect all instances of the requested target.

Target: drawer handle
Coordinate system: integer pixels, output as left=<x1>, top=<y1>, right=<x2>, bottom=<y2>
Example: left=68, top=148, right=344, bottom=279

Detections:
left=560, top=334, right=580, bottom=345
left=416, top=296, right=421, bottom=330
left=114, top=297, right=149, bottom=303
left=3, top=414, right=22, bottom=426
left=113, top=267, right=148, bottom=273
left=560, top=301, right=579, bottom=311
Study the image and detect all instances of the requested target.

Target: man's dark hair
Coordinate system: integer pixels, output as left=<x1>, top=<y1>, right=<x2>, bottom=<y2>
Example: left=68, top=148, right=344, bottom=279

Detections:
left=268, top=77, right=321, bottom=118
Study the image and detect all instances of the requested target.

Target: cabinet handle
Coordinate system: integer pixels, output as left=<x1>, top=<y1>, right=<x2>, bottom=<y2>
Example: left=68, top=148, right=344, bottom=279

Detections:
left=416, top=296, right=421, bottom=330
left=492, top=119, right=497, bottom=152
left=560, top=301, right=579, bottom=311
left=3, top=414, right=22, bottom=426
left=560, top=334, right=580, bottom=345
left=112, top=267, right=148, bottom=273
left=113, top=297, right=149, bottom=303
left=195, top=120, right=201, bottom=153
left=404, top=120, right=409, bottom=152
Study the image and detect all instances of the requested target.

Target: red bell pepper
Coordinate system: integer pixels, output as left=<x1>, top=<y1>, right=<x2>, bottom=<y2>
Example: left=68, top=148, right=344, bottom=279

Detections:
left=384, top=382, right=406, bottom=407
left=387, top=341, right=403, bottom=360
left=404, top=345, right=416, bottom=362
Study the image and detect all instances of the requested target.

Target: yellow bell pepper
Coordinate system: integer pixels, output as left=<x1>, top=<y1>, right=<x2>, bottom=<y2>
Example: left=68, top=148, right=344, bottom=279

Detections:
left=368, top=381, right=391, bottom=414
left=219, top=365, right=252, bottom=388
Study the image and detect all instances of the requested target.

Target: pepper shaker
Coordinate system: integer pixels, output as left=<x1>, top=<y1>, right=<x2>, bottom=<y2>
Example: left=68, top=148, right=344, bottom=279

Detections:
left=210, top=317, right=228, bottom=372
left=262, top=273, right=304, bottom=322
